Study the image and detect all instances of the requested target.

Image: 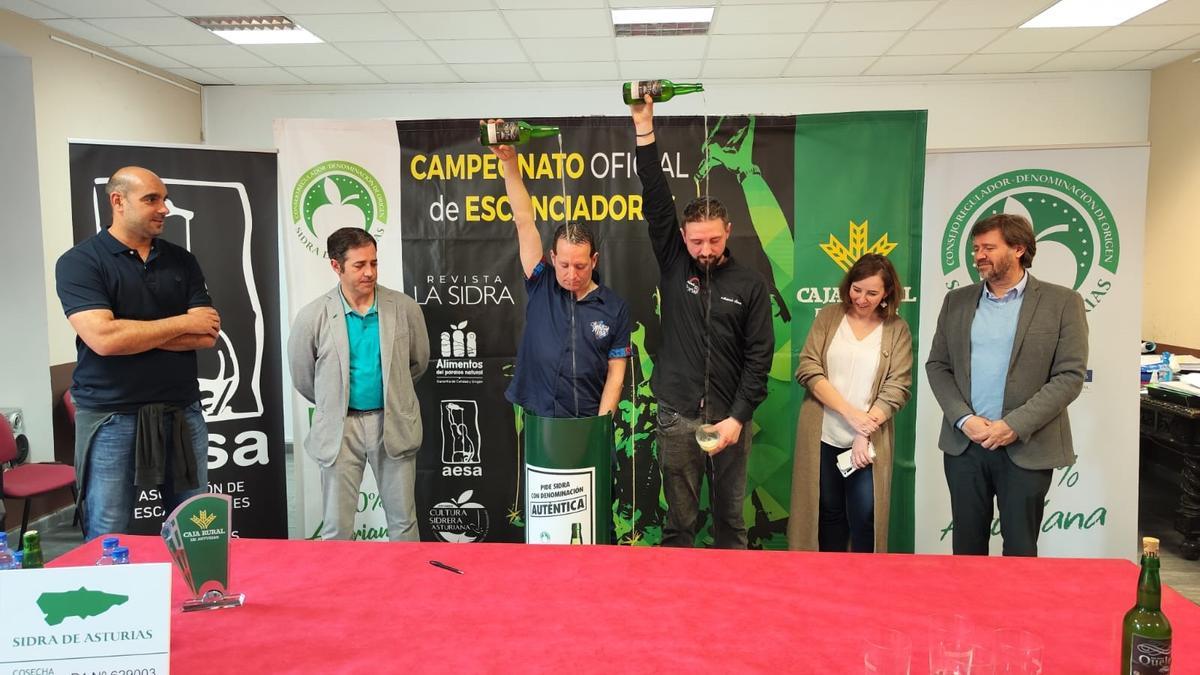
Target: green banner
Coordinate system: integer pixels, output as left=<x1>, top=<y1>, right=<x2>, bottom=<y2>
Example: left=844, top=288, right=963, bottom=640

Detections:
left=791, top=111, right=927, bottom=551
left=524, top=414, right=613, bottom=544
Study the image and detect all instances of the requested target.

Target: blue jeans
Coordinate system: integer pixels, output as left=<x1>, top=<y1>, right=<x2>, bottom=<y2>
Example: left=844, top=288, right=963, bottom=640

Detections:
left=657, top=405, right=749, bottom=549
left=818, top=441, right=875, bottom=553
left=82, top=402, right=209, bottom=541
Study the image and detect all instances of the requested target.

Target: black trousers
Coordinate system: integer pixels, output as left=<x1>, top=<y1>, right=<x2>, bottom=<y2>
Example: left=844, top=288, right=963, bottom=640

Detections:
left=943, top=443, right=1053, bottom=557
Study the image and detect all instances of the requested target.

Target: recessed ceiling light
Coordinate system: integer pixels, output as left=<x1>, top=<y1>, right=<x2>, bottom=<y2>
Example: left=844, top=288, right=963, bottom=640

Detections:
left=187, top=15, right=322, bottom=45
left=1022, top=0, right=1169, bottom=28
left=612, top=7, right=714, bottom=37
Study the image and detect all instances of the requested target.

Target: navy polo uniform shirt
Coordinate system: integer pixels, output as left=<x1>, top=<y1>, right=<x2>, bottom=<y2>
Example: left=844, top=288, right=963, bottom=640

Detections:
left=506, top=260, right=632, bottom=418
left=55, top=228, right=213, bottom=412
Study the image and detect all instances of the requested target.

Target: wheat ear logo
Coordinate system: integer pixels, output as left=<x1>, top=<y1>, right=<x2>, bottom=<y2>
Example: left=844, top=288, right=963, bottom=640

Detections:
left=820, top=220, right=898, bottom=271
left=190, top=510, right=218, bottom=529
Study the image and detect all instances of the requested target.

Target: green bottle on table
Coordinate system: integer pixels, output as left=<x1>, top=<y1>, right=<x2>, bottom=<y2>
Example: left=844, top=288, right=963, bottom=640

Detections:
left=21, top=530, right=44, bottom=569
left=479, top=121, right=559, bottom=146
left=622, top=79, right=703, bottom=104
left=1121, top=536, right=1172, bottom=674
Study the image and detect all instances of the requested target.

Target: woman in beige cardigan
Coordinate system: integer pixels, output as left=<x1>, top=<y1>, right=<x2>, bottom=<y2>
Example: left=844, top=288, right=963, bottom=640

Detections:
left=787, top=254, right=912, bottom=552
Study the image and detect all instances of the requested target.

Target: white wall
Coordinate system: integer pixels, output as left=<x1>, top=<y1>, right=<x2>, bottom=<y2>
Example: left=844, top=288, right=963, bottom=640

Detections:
left=0, top=9, right=203, bottom=369
left=203, top=71, right=1151, bottom=150
left=0, top=44, right=53, bottom=459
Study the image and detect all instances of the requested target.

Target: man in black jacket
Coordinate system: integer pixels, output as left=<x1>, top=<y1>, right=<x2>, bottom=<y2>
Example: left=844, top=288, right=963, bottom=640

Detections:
left=631, top=96, right=774, bottom=549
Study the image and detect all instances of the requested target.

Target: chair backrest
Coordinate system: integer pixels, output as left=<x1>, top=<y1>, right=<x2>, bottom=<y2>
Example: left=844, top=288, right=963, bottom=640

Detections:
left=0, top=412, right=17, bottom=464
left=63, top=390, right=76, bottom=425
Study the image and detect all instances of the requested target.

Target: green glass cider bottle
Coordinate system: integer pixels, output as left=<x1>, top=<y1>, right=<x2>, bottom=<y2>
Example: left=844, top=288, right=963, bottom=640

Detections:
left=21, top=530, right=44, bottom=569
left=622, top=79, right=703, bottom=104
left=569, top=522, right=583, bottom=545
left=479, top=121, right=560, bottom=146
left=1121, top=536, right=1172, bottom=674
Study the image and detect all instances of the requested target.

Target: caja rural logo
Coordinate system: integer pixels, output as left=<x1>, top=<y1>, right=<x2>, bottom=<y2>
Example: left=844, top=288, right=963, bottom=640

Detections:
left=291, top=160, right=387, bottom=257
left=942, top=169, right=1119, bottom=311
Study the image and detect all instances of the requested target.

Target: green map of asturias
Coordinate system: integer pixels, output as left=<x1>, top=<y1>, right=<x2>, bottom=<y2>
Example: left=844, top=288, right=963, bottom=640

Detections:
left=37, top=588, right=129, bottom=626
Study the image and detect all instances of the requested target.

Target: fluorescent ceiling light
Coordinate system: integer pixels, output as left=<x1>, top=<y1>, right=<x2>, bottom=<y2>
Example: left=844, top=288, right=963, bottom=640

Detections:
left=612, top=7, right=714, bottom=25
left=187, top=15, right=323, bottom=45
left=1022, top=0, right=1169, bottom=28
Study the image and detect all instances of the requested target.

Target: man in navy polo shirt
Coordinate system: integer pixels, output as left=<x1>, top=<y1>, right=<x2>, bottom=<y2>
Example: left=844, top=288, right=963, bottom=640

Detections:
left=56, top=166, right=220, bottom=540
left=486, top=126, right=631, bottom=419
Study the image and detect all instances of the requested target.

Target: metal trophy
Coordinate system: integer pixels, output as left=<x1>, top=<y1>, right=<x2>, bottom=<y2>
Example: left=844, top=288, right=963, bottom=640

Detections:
left=161, top=493, right=245, bottom=612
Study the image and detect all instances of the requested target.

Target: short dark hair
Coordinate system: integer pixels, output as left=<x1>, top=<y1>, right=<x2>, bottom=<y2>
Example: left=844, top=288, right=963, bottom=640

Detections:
left=839, top=253, right=902, bottom=319
left=551, top=222, right=596, bottom=257
left=681, top=197, right=728, bottom=228
left=327, top=227, right=376, bottom=266
left=970, top=213, right=1036, bottom=268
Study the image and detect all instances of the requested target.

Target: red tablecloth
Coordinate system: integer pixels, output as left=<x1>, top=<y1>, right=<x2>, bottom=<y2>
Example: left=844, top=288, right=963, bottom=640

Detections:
left=52, top=537, right=1198, bottom=674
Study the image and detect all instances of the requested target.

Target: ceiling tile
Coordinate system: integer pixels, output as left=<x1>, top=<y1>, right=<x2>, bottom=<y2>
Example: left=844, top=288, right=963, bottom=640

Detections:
left=721, top=0, right=826, bottom=4
left=1076, top=26, right=1200, bottom=52
left=950, top=52, right=1055, bottom=74
left=1171, top=34, right=1200, bottom=49
left=269, top=0, right=386, bottom=11
left=917, top=0, right=1053, bottom=30
left=619, top=59, right=701, bottom=79
left=815, top=1, right=939, bottom=33
left=981, top=27, right=1104, bottom=53
left=450, top=62, right=540, bottom=82
left=1127, top=0, right=1200, bottom=26
left=701, top=58, right=788, bottom=78
left=520, top=37, right=614, bottom=62
left=0, top=0, right=66, bottom=19
left=382, top=0, right=496, bottom=12
left=202, top=67, right=307, bottom=85
left=783, top=56, right=875, bottom=76
left=865, top=54, right=962, bottom=75
left=41, top=19, right=132, bottom=46
left=616, top=35, right=707, bottom=61
left=1035, top=50, right=1150, bottom=71
left=243, top=44, right=356, bottom=67
left=35, top=0, right=170, bottom=18
left=609, top=0, right=723, bottom=5
left=85, top=17, right=225, bottom=46
left=151, top=0, right=279, bottom=15
left=398, top=11, right=510, bottom=40
left=888, top=29, right=1005, bottom=55
left=164, top=67, right=230, bottom=85
left=110, top=46, right=190, bottom=69
left=497, top=0, right=604, bottom=7
left=293, top=14, right=416, bottom=43
left=710, top=4, right=823, bottom=34
left=154, top=45, right=273, bottom=68
left=534, top=61, right=618, bottom=80
left=339, top=41, right=443, bottom=65
left=367, top=64, right=460, bottom=82
left=1118, top=49, right=1198, bottom=69
left=506, top=9, right=613, bottom=38
left=286, top=65, right=384, bottom=84
left=427, top=39, right=527, bottom=63
left=708, top=34, right=804, bottom=59
left=798, top=31, right=904, bottom=57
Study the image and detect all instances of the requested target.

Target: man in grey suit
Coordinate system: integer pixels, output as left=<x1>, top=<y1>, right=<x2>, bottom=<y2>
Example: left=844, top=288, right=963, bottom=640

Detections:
left=926, top=213, right=1088, bottom=556
left=288, top=227, right=430, bottom=541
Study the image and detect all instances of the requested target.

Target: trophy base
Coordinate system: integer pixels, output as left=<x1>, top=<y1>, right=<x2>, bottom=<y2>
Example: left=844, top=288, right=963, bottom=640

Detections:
left=182, top=590, right=246, bottom=612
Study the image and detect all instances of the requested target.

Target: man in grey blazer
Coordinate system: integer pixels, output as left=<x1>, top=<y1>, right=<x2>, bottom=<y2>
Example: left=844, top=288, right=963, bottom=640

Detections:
left=926, top=213, right=1088, bottom=557
left=288, top=227, right=430, bottom=541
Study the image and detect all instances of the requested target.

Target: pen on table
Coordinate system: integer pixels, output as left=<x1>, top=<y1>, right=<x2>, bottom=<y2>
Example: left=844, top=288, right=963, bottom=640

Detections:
left=429, top=560, right=463, bottom=575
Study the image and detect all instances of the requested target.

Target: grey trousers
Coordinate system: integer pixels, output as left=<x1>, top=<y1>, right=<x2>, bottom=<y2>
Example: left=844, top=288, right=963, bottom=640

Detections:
left=319, top=410, right=418, bottom=542
left=657, top=405, right=749, bottom=549
left=944, top=442, right=1053, bottom=557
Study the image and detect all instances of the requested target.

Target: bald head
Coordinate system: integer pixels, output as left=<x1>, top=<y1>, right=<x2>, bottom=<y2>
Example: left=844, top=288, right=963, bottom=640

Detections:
left=105, top=166, right=161, bottom=199
left=106, top=166, right=169, bottom=241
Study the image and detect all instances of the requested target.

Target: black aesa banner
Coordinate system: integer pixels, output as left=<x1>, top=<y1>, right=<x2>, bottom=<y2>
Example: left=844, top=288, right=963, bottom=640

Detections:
left=68, top=142, right=287, bottom=538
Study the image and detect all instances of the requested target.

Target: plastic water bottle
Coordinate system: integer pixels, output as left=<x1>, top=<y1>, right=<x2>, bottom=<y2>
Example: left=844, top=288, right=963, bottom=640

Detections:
left=11, top=550, right=21, bottom=569
left=112, top=547, right=131, bottom=565
left=95, top=537, right=120, bottom=566
left=1160, top=352, right=1174, bottom=383
left=0, top=533, right=13, bottom=570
